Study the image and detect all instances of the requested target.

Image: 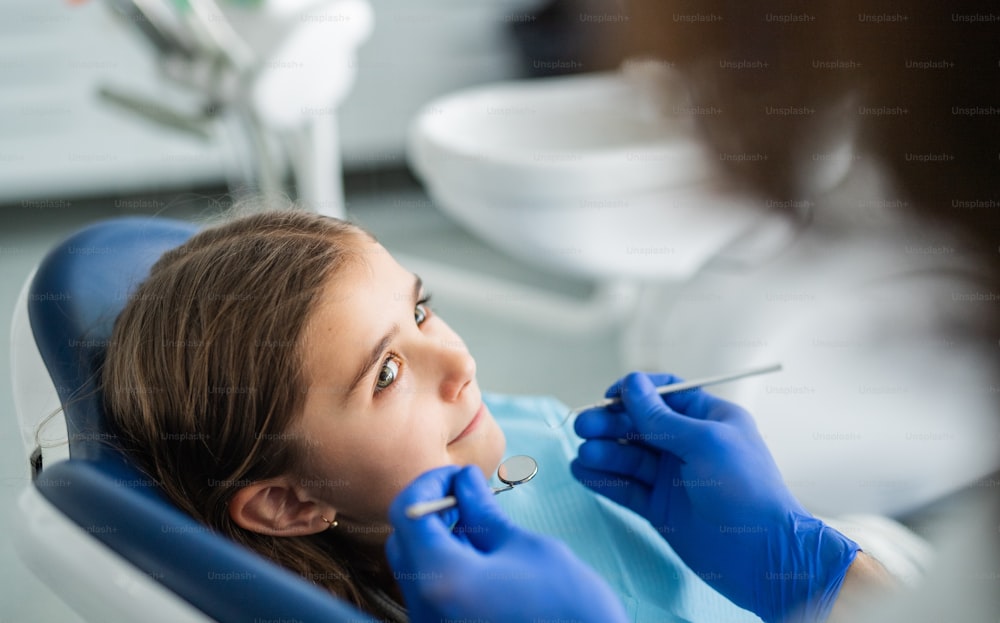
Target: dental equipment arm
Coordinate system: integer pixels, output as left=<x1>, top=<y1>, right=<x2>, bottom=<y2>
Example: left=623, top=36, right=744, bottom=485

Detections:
left=386, top=465, right=628, bottom=623
left=571, top=372, right=861, bottom=623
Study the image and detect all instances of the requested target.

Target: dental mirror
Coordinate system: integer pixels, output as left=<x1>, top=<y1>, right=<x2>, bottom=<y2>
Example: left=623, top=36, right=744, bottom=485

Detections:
left=494, top=454, right=538, bottom=492
left=405, top=455, right=538, bottom=519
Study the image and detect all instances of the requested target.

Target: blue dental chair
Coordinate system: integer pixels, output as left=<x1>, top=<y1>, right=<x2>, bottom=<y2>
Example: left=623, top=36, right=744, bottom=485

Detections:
left=12, top=217, right=372, bottom=622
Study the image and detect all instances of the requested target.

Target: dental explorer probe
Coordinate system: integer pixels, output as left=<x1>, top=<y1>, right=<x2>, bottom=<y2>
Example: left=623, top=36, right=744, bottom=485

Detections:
left=556, top=362, right=783, bottom=427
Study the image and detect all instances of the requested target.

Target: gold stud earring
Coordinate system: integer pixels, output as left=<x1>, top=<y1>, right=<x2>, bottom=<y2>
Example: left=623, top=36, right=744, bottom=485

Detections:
left=321, top=515, right=338, bottom=530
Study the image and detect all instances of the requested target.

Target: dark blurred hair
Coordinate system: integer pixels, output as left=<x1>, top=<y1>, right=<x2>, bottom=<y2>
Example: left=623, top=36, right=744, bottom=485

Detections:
left=596, top=1, right=998, bottom=282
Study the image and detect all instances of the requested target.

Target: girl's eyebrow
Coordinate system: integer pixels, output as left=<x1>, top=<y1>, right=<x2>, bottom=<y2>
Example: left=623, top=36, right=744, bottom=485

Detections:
left=341, top=275, right=423, bottom=405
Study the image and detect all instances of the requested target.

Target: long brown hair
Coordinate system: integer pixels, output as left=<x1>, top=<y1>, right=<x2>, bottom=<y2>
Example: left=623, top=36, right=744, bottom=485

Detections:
left=101, top=209, right=391, bottom=613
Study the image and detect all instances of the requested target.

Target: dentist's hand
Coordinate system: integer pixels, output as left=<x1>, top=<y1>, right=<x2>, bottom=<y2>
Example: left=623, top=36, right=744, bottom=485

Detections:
left=386, top=465, right=627, bottom=623
left=571, top=372, right=860, bottom=623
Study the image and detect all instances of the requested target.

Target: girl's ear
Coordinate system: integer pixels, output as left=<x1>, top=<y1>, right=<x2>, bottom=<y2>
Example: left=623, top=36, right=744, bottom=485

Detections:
left=229, top=477, right=336, bottom=536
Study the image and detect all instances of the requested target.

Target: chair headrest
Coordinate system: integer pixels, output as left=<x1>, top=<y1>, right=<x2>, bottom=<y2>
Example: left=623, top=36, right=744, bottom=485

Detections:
left=35, top=458, right=367, bottom=622
left=28, top=217, right=198, bottom=461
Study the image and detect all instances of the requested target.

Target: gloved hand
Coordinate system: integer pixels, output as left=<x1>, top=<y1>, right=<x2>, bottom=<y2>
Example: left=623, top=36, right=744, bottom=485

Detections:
left=571, top=372, right=860, bottom=623
left=386, top=465, right=628, bottom=623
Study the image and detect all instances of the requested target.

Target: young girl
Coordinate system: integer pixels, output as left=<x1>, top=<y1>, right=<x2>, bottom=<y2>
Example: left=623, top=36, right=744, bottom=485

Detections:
left=101, top=209, right=759, bottom=623
left=102, top=209, right=505, bottom=620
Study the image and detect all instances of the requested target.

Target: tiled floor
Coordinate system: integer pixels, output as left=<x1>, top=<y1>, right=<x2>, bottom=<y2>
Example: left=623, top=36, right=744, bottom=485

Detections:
left=0, top=171, right=625, bottom=622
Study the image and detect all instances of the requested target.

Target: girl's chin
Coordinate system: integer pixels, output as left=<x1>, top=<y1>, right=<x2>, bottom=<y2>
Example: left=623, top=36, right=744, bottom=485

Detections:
left=467, top=426, right=507, bottom=480
left=483, top=425, right=507, bottom=478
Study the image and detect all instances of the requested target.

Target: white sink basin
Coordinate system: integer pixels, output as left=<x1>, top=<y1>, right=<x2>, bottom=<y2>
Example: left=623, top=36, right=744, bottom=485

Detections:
left=408, top=71, right=769, bottom=280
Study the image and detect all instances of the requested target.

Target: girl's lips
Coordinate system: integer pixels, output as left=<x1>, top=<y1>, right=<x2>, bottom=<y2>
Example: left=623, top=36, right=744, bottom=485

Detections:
left=449, top=403, right=484, bottom=445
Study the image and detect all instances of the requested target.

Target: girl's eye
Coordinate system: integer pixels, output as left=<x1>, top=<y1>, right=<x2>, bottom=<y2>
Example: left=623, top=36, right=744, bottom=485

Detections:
left=415, top=297, right=431, bottom=326
left=376, top=357, right=399, bottom=391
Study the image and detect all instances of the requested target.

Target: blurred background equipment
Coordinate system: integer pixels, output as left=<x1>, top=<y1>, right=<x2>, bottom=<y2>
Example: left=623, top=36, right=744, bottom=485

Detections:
left=0, top=0, right=547, bottom=209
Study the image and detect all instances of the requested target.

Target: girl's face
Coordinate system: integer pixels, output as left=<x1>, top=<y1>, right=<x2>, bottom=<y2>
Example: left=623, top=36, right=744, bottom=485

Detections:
left=292, top=237, right=506, bottom=530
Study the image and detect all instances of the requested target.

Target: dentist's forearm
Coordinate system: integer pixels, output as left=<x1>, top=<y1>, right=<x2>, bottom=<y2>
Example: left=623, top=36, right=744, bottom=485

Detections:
left=826, top=551, right=897, bottom=622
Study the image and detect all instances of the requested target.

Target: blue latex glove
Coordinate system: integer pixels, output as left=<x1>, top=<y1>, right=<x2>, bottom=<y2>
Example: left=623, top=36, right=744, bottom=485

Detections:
left=571, top=372, right=860, bottom=623
left=386, top=465, right=628, bottom=623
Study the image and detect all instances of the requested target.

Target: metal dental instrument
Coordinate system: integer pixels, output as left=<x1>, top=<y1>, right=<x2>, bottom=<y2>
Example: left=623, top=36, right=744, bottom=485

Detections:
left=405, top=455, right=538, bottom=520
left=556, top=362, right=783, bottom=428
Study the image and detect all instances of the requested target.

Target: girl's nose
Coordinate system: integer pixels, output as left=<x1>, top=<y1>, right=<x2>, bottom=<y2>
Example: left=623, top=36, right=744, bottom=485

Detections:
left=435, top=339, right=476, bottom=402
